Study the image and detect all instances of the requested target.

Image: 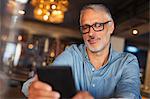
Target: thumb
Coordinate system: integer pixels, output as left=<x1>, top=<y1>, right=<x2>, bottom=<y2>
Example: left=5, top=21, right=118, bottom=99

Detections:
left=33, top=74, right=39, bottom=81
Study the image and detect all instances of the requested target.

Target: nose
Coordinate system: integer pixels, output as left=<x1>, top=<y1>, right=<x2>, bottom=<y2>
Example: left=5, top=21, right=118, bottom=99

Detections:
left=88, top=27, right=95, bottom=37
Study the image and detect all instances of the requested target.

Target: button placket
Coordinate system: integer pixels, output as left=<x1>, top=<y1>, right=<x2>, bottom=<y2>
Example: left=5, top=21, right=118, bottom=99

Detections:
left=92, top=68, right=95, bottom=72
left=90, top=72, right=97, bottom=88
left=92, top=84, right=95, bottom=87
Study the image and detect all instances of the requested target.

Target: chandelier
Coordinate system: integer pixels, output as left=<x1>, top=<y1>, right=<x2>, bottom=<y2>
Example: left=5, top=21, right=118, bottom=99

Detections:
left=31, top=0, right=69, bottom=23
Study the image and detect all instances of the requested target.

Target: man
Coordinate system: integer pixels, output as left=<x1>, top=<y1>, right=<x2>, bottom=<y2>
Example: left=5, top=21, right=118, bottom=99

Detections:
left=22, top=4, right=141, bottom=99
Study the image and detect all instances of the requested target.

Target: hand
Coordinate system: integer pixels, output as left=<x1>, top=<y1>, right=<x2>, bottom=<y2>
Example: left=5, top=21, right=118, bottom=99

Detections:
left=72, top=91, right=94, bottom=99
left=28, top=75, right=60, bottom=99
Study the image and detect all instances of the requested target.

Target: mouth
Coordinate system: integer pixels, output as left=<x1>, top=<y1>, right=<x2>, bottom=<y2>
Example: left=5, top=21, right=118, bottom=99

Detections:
left=88, top=38, right=100, bottom=44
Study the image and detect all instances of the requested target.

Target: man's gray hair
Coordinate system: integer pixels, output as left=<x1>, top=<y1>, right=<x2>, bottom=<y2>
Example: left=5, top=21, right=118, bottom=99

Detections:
left=80, top=4, right=113, bottom=24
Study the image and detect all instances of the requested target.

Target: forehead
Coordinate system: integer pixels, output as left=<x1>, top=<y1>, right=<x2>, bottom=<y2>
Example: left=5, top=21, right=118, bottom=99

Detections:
left=80, top=9, right=109, bottom=25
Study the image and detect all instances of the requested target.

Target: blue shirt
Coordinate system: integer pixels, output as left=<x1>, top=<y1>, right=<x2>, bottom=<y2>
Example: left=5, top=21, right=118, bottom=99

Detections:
left=52, top=44, right=141, bottom=98
left=22, top=44, right=141, bottom=98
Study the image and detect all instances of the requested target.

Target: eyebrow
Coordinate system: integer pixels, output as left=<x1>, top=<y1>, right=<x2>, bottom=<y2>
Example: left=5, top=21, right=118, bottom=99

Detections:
left=80, top=22, right=100, bottom=27
left=81, top=21, right=111, bottom=26
left=80, top=23, right=91, bottom=26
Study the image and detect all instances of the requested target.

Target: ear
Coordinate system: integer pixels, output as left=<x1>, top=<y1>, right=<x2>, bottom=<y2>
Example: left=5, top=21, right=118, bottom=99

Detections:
left=108, top=20, right=114, bottom=35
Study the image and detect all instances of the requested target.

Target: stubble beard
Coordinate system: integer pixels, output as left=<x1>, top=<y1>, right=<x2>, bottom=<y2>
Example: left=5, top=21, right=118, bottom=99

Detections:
left=85, top=39, right=110, bottom=53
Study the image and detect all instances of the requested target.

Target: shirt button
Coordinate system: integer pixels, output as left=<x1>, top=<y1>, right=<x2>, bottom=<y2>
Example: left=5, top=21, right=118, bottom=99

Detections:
left=100, top=72, right=103, bottom=75
left=92, top=68, right=95, bottom=72
left=92, top=84, right=95, bottom=87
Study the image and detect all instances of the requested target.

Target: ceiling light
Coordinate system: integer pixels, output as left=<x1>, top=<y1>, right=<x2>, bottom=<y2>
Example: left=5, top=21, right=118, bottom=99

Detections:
left=28, top=44, right=34, bottom=49
left=43, top=15, right=49, bottom=20
left=46, top=12, right=50, bottom=16
left=31, top=0, right=69, bottom=23
left=18, top=10, right=25, bottom=15
left=39, top=4, right=44, bottom=8
left=18, top=35, right=22, bottom=41
left=36, top=8, right=42, bottom=15
left=51, top=4, right=57, bottom=10
left=50, top=0, right=54, bottom=2
left=132, top=29, right=139, bottom=35
left=46, top=5, right=50, bottom=10
left=50, top=50, right=55, bottom=57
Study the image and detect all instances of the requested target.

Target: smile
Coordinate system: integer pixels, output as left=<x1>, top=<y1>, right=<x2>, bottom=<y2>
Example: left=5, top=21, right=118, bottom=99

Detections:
left=88, top=38, right=100, bottom=44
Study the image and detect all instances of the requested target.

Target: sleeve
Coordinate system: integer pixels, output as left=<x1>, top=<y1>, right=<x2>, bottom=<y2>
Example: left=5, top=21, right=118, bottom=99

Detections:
left=52, top=47, right=73, bottom=66
left=114, top=55, right=141, bottom=99
left=21, top=77, right=35, bottom=97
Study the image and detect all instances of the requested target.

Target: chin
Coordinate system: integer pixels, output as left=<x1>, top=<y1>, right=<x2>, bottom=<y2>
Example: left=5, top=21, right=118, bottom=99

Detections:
left=86, top=43, right=104, bottom=53
left=89, top=47, right=103, bottom=53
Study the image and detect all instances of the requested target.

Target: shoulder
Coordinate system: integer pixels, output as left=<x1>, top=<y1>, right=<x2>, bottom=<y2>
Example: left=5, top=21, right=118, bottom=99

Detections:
left=110, top=49, right=139, bottom=71
left=52, top=44, right=84, bottom=65
left=120, top=52, right=138, bottom=63
left=63, top=44, right=85, bottom=57
left=65, top=44, right=84, bottom=52
left=111, top=50, right=140, bottom=79
left=112, top=49, right=138, bottom=63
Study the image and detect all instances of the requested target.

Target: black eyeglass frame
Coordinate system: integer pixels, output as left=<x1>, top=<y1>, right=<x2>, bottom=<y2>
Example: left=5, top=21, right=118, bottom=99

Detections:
left=80, top=21, right=111, bottom=34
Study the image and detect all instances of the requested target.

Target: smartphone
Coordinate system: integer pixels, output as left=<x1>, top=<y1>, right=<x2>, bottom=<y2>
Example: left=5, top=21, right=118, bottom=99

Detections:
left=36, top=66, right=77, bottom=98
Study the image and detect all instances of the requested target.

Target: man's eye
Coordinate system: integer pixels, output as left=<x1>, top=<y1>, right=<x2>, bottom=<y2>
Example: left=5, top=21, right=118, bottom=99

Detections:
left=82, top=25, right=89, bottom=30
left=94, top=23, right=102, bottom=28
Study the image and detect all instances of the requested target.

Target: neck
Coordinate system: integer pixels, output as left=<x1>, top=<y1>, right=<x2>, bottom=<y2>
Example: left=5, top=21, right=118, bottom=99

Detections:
left=87, top=43, right=110, bottom=70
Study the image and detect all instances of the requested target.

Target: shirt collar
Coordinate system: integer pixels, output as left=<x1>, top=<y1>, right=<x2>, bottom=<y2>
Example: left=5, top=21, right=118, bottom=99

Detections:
left=83, top=44, right=88, bottom=60
left=83, top=44, right=113, bottom=65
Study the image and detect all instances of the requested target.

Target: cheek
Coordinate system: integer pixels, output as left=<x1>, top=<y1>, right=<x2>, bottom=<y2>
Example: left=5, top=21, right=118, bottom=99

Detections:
left=98, top=33, right=110, bottom=42
left=97, top=33, right=105, bottom=40
left=103, top=34, right=111, bottom=43
left=82, top=35, right=88, bottom=41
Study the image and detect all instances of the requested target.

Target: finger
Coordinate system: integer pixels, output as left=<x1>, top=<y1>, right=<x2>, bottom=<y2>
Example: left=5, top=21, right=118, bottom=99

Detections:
left=29, top=96, right=59, bottom=99
left=72, top=91, right=94, bottom=99
left=31, top=81, right=52, bottom=91
left=72, top=95, right=82, bottom=99
left=29, top=90, right=60, bottom=98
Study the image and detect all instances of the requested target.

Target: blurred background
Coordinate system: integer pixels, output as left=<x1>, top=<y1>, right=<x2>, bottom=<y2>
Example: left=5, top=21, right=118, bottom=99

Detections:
left=0, top=0, right=149, bottom=98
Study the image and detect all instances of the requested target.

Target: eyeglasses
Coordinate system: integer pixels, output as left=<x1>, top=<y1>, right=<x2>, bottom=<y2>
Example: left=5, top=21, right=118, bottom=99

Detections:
left=80, top=21, right=111, bottom=34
